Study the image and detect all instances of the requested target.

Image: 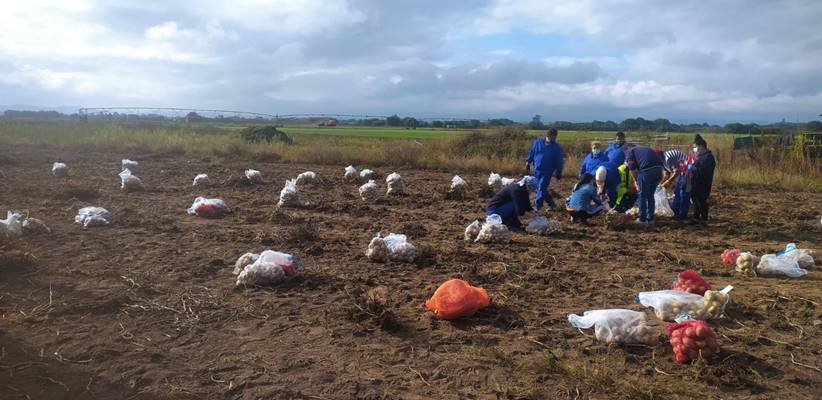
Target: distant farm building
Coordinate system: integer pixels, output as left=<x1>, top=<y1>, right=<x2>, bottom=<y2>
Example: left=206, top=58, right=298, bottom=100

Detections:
left=319, top=119, right=338, bottom=127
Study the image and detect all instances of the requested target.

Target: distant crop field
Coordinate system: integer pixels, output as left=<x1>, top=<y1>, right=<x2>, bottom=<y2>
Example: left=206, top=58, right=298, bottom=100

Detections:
left=279, top=126, right=469, bottom=139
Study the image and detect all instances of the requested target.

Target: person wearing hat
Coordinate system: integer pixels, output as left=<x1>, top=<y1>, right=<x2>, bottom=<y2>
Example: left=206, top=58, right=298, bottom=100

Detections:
left=525, top=128, right=564, bottom=210
left=578, top=140, right=609, bottom=178
left=689, top=134, right=716, bottom=223
left=624, top=145, right=664, bottom=224
left=606, top=131, right=627, bottom=165
left=660, top=149, right=694, bottom=220
left=565, top=173, right=604, bottom=223
left=486, top=176, right=537, bottom=229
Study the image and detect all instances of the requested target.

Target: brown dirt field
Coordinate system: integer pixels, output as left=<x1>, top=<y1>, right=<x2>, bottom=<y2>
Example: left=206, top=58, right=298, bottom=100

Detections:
left=1, top=144, right=821, bottom=400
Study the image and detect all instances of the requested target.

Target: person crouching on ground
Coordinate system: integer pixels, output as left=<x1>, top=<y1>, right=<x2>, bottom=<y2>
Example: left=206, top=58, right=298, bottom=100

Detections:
left=525, top=128, right=564, bottom=210
left=689, top=134, right=716, bottom=224
left=486, top=176, right=538, bottom=230
left=565, top=173, right=604, bottom=223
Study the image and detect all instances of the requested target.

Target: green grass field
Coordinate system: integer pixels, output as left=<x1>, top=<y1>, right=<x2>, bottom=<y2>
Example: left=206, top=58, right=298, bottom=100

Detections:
left=1, top=120, right=818, bottom=192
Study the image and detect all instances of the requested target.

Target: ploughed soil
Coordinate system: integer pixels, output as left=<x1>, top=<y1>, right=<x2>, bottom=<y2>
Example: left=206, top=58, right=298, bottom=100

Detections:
left=1, top=144, right=821, bottom=400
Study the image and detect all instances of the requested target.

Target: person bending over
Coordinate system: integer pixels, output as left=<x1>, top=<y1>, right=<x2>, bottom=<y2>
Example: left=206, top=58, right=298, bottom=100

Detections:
left=486, top=176, right=537, bottom=230
left=565, top=173, right=603, bottom=223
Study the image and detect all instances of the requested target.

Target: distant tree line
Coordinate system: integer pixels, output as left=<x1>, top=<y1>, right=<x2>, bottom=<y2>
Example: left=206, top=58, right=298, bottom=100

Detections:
left=4, top=109, right=822, bottom=133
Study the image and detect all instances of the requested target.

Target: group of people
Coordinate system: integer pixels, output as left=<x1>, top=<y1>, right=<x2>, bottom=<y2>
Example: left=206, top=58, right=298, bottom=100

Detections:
left=487, top=128, right=716, bottom=229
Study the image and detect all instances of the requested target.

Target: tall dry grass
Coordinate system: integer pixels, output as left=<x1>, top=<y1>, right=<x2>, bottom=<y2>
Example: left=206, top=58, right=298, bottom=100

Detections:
left=1, top=120, right=819, bottom=192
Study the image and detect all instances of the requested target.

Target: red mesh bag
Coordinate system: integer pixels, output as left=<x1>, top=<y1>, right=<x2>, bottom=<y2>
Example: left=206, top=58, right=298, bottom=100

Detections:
left=721, top=248, right=741, bottom=265
left=194, top=203, right=221, bottom=218
left=672, top=269, right=711, bottom=295
left=425, top=279, right=490, bottom=320
left=665, top=320, right=718, bottom=363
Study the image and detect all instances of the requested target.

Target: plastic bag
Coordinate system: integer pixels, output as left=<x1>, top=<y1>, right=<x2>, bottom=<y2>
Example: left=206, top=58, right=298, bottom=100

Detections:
left=192, top=174, right=211, bottom=187
left=360, top=169, right=375, bottom=180
left=666, top=320, right=718, bottom=363
left=74, top=207, right=111, bottom=228
left=1, top=211, right=23, bottom=239
left=475, top=214, right=510, bottom=243
left=672, top=270, right=710, bottom=295
left=186, top=197, right=230, bottom=218
left=278, top=179, right=299, bottom=207
left=344, top=165, right=359, bottom=182
left=122, top=159, right=138, bottom=172
left=21, top=217, right=50, bottom=235
left=654, top=186, right=674, bottom=217
left=756, top=254, right=807, bottom=278
left=366, top=235, right=389, bottom=262
left=386, top=172, right=405, bottom=195
left=721, top=248, right=741, bottom=265
left=568, top=309, right=657, bottom=344
left=119, top=169, right=145, bottom=191
left=236, top=250, right=303, bottom=287
left=464, top=220, right=481, bottom=242
left=525, top=215, right=564, bottom=235
left=450, top=175, right=467, bottom=191
left=52, top=162, right=69, bottom=177
left=296, top=171, right=319, bottom=186
left=735, top=252, right=759, bottom=276
left=425, top=279, right=490, bottom=320
left=384, top=233, right=416, bottom=262
left=778, top=243, right=816, bottom=269
left=638, top=287, right=732, bottom=321
left=488, top=173, right=502, bottom=191
left=244, top=169, right=263, bottom=184
left=359, top=180, right=379, bottom=202
left=233, top=252, right=259, bottom=275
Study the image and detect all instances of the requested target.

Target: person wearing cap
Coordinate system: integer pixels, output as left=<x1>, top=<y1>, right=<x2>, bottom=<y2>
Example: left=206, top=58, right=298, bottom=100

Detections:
left=624, top=145, right=664, bottom=224
left=486, top=176, right=537, bottom=229
left=578, top=141, right=609, bottom=178
left=606, top=131, right=627, bottom=165
left=661, top=149, right=695, bottom=220
left=565, top=173, right=603, bottom=223
left=525, top=128, right=564, bottom=210
left=689, top=134, right=716, bottom=223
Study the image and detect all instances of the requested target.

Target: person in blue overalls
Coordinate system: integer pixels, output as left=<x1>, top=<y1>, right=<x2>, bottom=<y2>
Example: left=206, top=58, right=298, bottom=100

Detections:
left=605, top=131, right=627, bottom=166
left=578, top=141, right=609, bottom=178
left=525, top=128, right=564, bottom=210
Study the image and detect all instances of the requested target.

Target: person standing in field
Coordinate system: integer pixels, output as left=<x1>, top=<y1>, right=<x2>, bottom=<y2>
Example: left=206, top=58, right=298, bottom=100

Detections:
left=689, top=134, right=716, bottom=224
left=606, top=131, right=627, bottom=165
left=625, top=145, right=664, bottom=224
left=578, top=141, right=609, bottom=178
left=660, top=149, right=694, bottom=220
left=525, top=128, right=564, bottom=210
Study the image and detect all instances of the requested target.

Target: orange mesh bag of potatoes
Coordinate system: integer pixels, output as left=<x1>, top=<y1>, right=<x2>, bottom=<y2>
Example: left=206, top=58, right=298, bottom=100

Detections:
left=425, top=279, right=490, bottom=320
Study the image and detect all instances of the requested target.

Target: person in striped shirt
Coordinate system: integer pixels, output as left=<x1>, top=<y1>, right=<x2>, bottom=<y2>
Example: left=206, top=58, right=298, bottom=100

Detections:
left=660, top=149, right=694, bottom=220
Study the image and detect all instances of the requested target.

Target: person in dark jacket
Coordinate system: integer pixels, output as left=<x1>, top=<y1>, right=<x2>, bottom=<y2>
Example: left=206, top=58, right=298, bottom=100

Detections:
left=625, top=145, right=664, bottom=224
left=689, top=134, right=716, bottom=223
left=525, top=128, right=564, bottom=210
left=486, top=176, right=537, bottom=229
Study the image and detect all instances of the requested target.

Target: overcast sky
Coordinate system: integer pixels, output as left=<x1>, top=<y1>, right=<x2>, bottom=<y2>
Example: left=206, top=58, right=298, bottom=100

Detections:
left=2, top=0, right=821, bottom=123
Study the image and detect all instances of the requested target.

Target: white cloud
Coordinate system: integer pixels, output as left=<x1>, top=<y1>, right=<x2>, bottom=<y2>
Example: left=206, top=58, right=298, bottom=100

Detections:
left=1, top=0, right=821, bottom=122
